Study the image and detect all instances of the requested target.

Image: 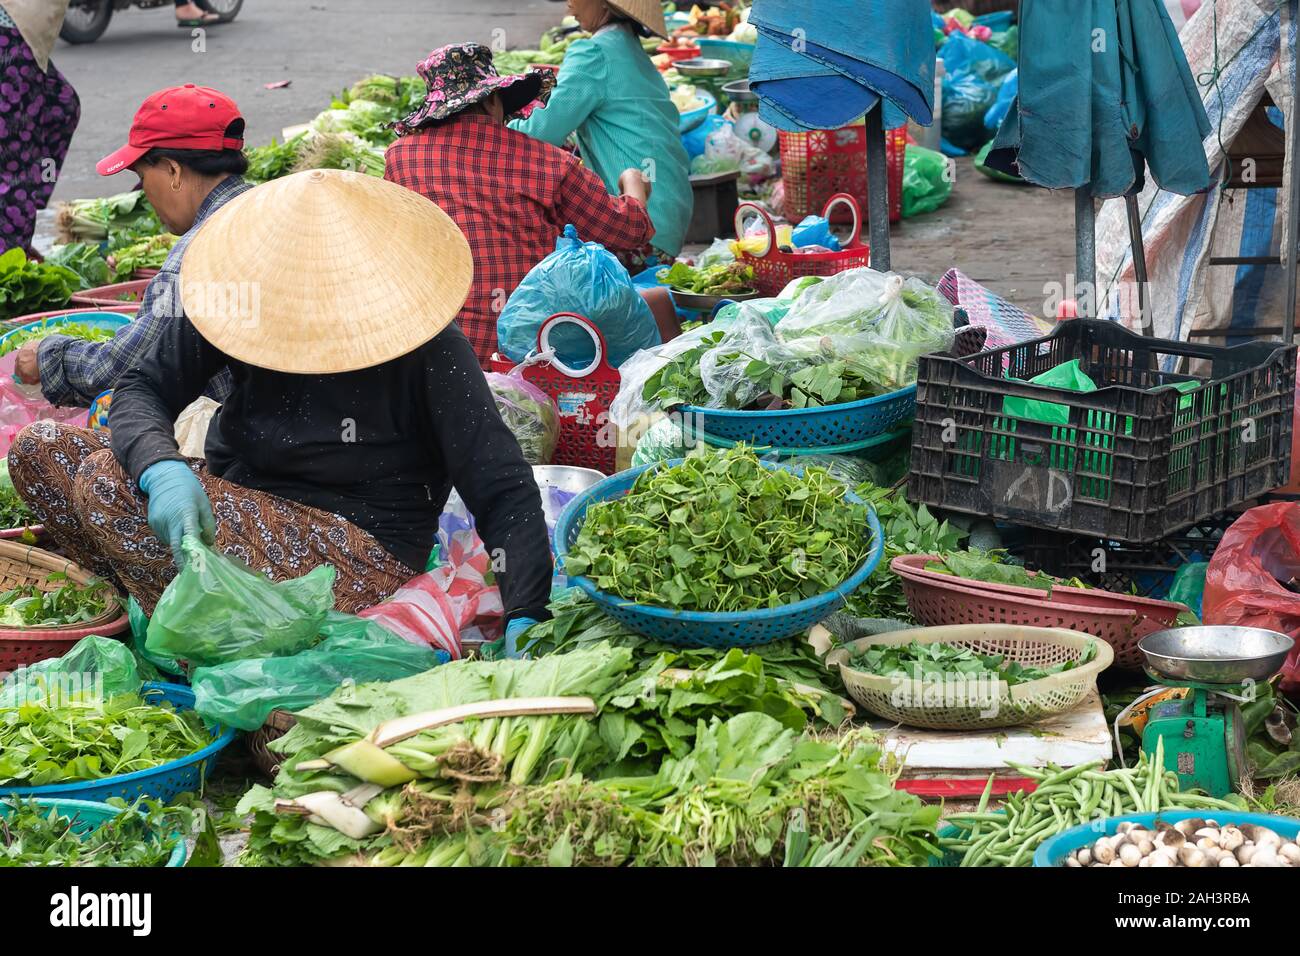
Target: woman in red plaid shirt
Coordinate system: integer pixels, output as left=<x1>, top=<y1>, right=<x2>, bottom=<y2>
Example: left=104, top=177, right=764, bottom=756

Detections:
left=385, top=43, right=657, bottom=367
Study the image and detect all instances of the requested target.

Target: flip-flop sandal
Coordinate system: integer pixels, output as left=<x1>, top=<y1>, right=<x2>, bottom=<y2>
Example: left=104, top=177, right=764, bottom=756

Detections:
left=177, top=15, right=222, bottom=26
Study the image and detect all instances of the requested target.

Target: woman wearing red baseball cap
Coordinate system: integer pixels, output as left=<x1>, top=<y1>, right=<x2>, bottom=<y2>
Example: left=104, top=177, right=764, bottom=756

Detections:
left=15, top=84, right=252, bottom=407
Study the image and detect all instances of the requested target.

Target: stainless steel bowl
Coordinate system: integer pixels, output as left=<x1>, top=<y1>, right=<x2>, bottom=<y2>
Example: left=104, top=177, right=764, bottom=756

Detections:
left=1139, top=626, right=1295, bottom=684
left=676, top=57, right=733, bottom=77
left=532, top=465, right=606, bottom=529
left=723, top=78, right=758, bottom=104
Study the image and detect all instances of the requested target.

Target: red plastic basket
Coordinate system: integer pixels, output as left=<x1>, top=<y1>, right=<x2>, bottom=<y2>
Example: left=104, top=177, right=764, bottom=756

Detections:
left=69, top=279, right=150, bottom=308
left=890, top=554, right=1167, bottom=670
left=734, top=193, right=871, bottom=297
left=488, top=313, right=620, bottom=474
left=779, top=123, right=905, bottom=223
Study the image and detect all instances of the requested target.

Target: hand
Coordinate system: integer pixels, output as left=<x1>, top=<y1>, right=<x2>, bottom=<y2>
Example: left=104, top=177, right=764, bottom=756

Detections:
left=138, top=460, right=215, bottom=562
left=13, top=342, right=40, bottom=386
left=504, top=616, right=540, bottom=658
left=618, top=167, right=651, bottom=204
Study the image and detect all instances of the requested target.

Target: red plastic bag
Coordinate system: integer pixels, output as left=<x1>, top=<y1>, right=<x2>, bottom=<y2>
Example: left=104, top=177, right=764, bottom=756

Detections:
left=1202, top=502, right=1300, bottom=691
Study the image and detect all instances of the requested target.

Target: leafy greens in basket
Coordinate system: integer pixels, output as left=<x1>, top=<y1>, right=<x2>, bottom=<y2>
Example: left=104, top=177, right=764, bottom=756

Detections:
left=562, top=446, right=873, bottom=612
left=848, top=639, right=1098, bottom=687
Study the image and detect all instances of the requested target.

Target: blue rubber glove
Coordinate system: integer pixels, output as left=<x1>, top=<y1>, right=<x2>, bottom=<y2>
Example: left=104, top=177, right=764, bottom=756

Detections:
left=138, top=460, right=216, bottom=563
left=504, top=616, right=539, bottom=658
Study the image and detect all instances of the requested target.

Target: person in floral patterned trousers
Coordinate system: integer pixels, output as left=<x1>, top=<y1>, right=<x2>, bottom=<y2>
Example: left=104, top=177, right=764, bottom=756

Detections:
left=7, top=422, right=414, bottom=615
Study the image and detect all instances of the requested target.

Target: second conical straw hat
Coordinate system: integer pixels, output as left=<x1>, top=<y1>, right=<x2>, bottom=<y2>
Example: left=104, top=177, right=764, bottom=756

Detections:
left=181, top=168, right=473, bottom=374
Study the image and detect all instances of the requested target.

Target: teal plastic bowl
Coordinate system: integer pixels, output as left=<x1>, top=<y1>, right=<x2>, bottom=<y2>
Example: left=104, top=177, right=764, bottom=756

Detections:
left=0, top=311, right=131, bottom=352
left=0, top=797, right=186, bottom=866
left=1034, top=811, right=1300, bottom=867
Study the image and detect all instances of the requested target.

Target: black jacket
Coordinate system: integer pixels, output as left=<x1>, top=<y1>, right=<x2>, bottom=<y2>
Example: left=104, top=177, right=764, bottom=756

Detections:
left=109, top=316, right=553, bottom=623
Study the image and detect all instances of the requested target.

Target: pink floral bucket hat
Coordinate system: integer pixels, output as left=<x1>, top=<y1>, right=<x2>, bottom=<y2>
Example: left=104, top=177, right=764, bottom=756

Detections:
left=395, top=43, right=555, bottom=134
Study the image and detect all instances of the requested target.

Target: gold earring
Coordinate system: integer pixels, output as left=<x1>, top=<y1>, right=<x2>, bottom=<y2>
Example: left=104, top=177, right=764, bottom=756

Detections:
left=171, top=181, right=182, bottom=192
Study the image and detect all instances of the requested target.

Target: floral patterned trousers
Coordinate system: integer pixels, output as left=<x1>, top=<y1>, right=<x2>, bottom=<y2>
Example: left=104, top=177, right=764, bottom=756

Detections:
left=7, top=423, right=415, bottom=615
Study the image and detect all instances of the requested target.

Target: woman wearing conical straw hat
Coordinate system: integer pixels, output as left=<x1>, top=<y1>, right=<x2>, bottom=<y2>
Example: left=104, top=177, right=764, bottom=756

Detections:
left=6, top=170, right=554, bottom=644
left=509, top=0, right=692, bottom=259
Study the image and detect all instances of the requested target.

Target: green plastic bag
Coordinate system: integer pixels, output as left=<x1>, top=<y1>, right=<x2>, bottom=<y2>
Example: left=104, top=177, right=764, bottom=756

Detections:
left=146, top=536, right=336, bottom=669
left=128, top=595, right=182, bottom=678
left=189, top=612, right=445, bottom=731
left=0, top=635, right=141, bottom=707
left=902, top=145, right=953, bottom=217
left=1168, top=562, right=1208, bottom=620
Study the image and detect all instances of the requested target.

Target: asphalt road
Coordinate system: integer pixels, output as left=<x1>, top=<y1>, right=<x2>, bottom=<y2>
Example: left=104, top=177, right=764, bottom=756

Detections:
left=49, top=0, right=565, bottom=202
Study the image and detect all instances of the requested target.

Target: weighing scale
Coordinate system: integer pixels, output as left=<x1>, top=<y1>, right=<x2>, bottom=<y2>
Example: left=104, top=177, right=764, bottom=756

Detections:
left=1136, top=626, right=1294, bottom=798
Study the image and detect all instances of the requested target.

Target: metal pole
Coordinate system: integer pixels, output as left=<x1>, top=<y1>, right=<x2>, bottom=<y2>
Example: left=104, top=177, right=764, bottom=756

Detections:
left=1284, top=0, right=1300, bottom=343
left=1075, top=185, right=1096, bottom=315
left=1125, top=194, right=1153, bottom=335
left=865, top=104, right=890, bottom=272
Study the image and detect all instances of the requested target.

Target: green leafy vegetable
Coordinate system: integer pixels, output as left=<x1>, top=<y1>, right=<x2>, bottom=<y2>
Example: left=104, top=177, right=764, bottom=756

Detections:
left=0, top=797, right=192, bottom=867
left=245, top=134, right=308, bottom=184
left=658, top=261, right=755, bottom=295
left=0, top=321, right=116, bottom=358
left=0, top=692, right=214, bottom=786
left=106, top=233, right=176, bottom=281
left=848, top=639, right=1097, bottom=686
left=0, top=460, right=35, bottom=532
left=44, top=243, right=111, bottom=289
left=0, top=249, right=81, bottom=321
left=562, top=447, right=873, bottom=611
left=55, top=191, right=162, bottom=245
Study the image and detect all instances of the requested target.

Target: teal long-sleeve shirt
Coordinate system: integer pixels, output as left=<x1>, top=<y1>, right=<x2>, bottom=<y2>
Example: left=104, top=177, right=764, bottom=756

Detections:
left=509, top=24, right=692, bottom=257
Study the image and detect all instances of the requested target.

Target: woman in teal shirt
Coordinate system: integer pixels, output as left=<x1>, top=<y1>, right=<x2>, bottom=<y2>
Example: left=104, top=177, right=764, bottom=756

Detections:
left=510, top=0, right=692, bottom=258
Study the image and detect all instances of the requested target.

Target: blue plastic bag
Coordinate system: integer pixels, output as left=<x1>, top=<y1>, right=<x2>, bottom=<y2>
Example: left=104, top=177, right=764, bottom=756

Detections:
left=939, top=32, right=1015, bottom=154
left=984, top=69, right=1017, bottom=131
left=790, top=216, right=842, bottom=252
left=497, top=225, right=660, bottom=369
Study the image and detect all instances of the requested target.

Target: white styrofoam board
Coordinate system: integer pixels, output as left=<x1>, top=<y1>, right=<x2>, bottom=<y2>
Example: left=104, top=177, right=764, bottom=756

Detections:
left=877, top=689, right=1114, bottom=773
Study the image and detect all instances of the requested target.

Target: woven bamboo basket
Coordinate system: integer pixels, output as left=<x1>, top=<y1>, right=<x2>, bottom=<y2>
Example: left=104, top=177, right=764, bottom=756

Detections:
left=0, top=540, right=128, bottom=670
left=825, top=624, right=1113, bottom=730
left=246, top=709, right=298, bottom=778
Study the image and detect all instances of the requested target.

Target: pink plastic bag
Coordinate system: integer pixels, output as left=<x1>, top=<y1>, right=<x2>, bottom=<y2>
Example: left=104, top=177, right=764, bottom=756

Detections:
left=0, top=353, right=89, bottom=456
left=1202, top=503, right=1300, bottom=691
left=358, top=507, right=503, bottom=660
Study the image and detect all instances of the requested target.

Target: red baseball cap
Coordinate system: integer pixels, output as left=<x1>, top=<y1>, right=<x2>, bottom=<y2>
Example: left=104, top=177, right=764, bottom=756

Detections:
left=97, top=84, right=244, bottom=176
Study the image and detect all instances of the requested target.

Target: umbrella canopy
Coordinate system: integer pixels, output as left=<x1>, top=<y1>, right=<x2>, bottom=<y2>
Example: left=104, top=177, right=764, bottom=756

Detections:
left=985, top=0, right=1212, bottom=199
left=746, top=0, right=934, bottom=132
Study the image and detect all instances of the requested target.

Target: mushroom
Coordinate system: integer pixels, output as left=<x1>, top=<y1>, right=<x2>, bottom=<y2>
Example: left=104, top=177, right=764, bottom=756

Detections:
left=1135, top=835, right=1155, bottom=856
left=1237, top=844, right=1257, bottom=865
left=1219, top=827, right=1245, bottom=852
left=1175, top=818, right=1207, bottom=836
left=1195, top=827, right=1221, bottom=844
left=1279, top=843, right=1300, bottom=865
left=1179, top=846, right=1207, bottom=867
left=1077, top=847, right=1092, bottom=866
left=1219, top=856, right=1240, bottom=867
left=1066, top=856, right=1082, bottom=867
left=1116, top=822, right=1138, bottom=835
left=1120, top=843, right=1143, bottom=867
left=1150, top=854, right=1173, bottom=867
left=1196, top=836, right=1218, bottom=852
left=1251, top=844, right=1279, bottom=867
left=1159, top=829, right=1187, bottom=849
left=1094, top=839, right=1116, bottom=865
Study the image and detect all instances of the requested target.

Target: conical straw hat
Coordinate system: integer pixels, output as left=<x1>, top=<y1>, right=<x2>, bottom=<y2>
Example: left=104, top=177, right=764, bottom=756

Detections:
left=180, top=168, right=473, bottom=374
left=607, top=0, right=668, bottom=39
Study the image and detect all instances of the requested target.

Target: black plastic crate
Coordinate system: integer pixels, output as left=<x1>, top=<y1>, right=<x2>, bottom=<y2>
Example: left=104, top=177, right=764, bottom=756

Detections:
left=907, top=320, right=1296, bottom=543
left=1012, top=516, right=1235, bottom=600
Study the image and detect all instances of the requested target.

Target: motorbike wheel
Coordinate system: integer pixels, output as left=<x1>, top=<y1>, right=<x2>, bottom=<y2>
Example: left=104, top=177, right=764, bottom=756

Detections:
left=59, top=0, right=113, bottom=44
left=196, top=0, right=244, bottom=21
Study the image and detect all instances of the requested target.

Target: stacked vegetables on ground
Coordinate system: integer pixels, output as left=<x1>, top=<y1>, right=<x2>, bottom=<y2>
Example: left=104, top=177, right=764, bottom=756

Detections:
left=563, top=448, right=873, bottom=610
left=238, top=642, right=939, bottom=867
left=0, top=798, right=187, bottom=867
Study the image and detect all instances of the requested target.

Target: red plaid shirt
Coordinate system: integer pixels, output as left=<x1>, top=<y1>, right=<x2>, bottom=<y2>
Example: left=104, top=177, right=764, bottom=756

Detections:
left=385, top=114, right=654, bottom=365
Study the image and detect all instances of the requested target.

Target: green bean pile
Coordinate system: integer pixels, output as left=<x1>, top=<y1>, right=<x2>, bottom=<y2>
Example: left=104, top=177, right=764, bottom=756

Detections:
left=941, top=740, right=1242, bottom=867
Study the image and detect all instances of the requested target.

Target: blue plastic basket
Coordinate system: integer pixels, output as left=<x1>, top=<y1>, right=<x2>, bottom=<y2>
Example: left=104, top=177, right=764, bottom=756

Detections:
left=0, top=311, right=131, bottom=352
left=687, top=424, right=911, bottom=463
left=677, top=89, right=716, bottom=134
left=680, top=384, right=916, bottom=448
left=0, top=797, right=187, bottom=866
left=1, top=683, right=235, bottom=805
left=555, top=459, right=883, bottom=647
left=1033, top=811, right=1300, bottom=867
